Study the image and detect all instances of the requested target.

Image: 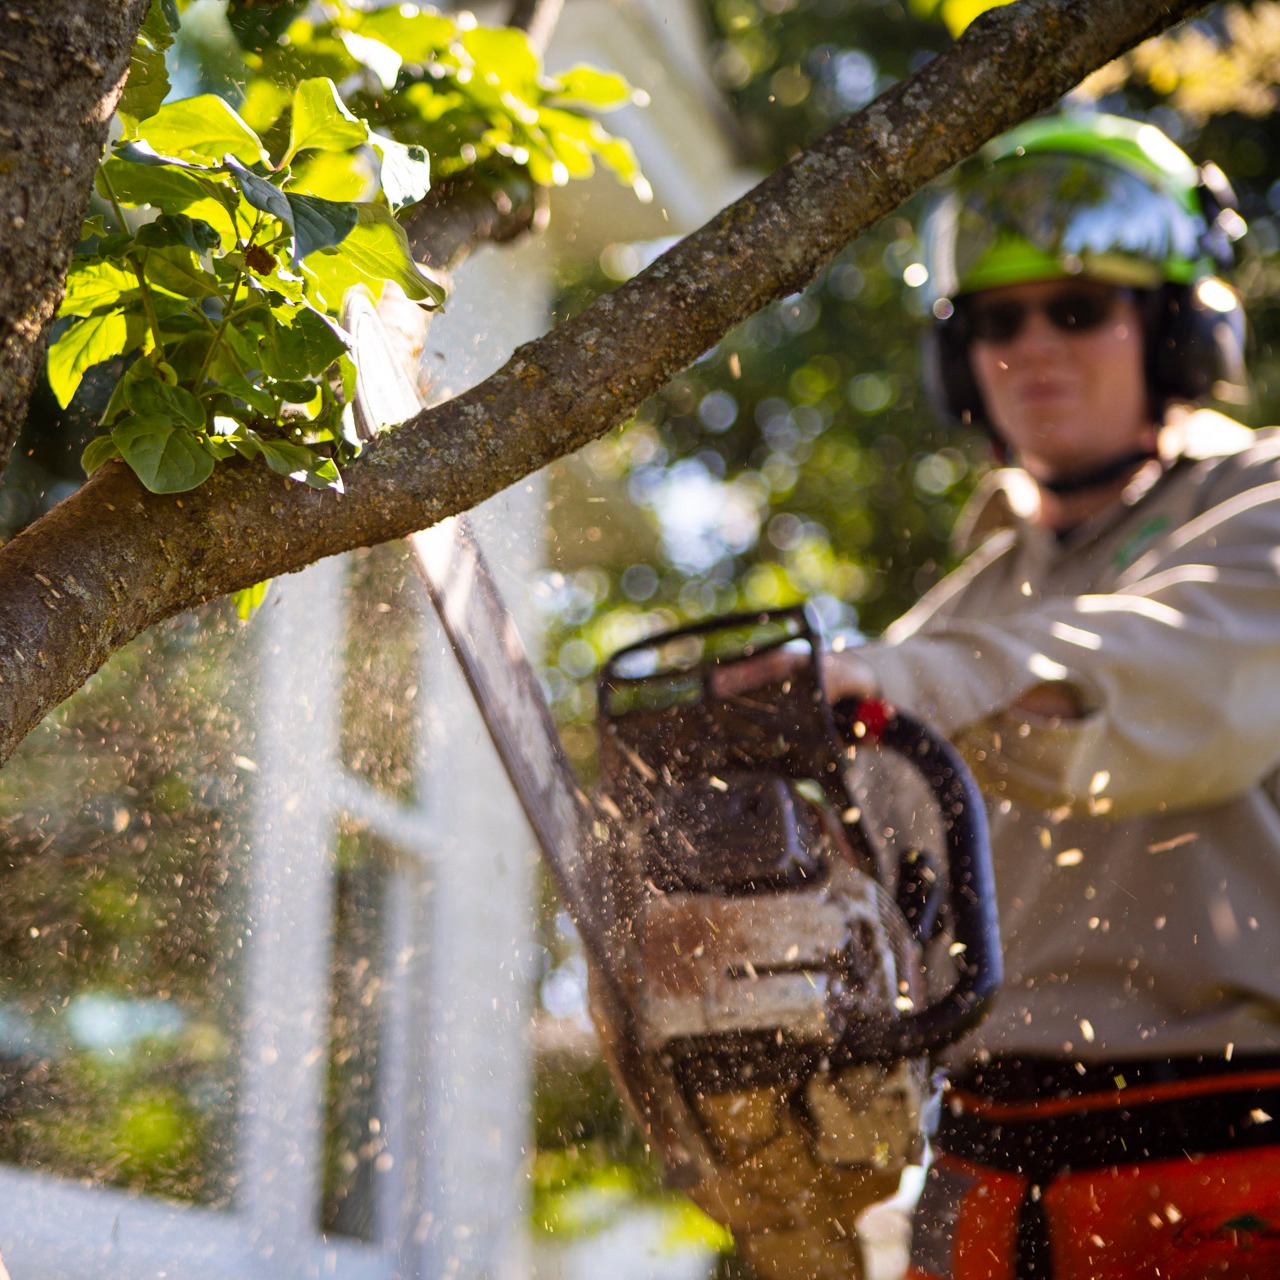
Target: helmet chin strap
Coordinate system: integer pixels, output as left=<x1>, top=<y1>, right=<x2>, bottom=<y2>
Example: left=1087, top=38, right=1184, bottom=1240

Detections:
left=1034, top=445, right=1159, bottom=497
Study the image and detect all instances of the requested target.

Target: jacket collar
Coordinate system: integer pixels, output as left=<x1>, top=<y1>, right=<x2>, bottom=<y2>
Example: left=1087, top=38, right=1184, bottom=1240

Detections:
left=951, top=408, right=1254, bottom=555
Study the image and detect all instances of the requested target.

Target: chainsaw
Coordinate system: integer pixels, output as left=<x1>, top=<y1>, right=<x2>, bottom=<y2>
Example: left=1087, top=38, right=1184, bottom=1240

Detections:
left=346, top=292, right=1002, bottom=1280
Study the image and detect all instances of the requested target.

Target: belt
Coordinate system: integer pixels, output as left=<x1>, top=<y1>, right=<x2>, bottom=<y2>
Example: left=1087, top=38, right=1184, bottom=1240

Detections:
left=941, top=1054, right=1280, bottom=1176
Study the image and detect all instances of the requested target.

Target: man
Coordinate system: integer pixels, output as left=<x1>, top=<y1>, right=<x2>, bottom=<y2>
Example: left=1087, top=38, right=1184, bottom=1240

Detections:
left=732, top=112, right=1280, bottom=1277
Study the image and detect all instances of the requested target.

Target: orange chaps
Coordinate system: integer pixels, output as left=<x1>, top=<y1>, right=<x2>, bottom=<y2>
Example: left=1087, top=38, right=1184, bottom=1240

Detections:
left=906, top=1059, right=1280, bottom=1280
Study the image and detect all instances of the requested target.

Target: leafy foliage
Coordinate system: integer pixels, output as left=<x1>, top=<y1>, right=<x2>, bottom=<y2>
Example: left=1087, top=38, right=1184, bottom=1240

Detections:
left=238, top=2, right=650, bottom=199
left=54, top=72, right=438, bottom=499
left=45, top=0, right=647, bottom=509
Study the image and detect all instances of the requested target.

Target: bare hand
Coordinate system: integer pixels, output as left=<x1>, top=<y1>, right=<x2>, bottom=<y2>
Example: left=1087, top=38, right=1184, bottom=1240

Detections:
left=709, top=645, right=879, bottom=703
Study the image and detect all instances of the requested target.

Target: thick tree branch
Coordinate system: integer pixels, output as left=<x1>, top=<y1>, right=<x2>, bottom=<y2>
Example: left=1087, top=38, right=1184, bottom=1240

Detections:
left=0, top=1, right=149, bottom=482
left=506, top=0, right=565, bottom=56
left=402, top=172, right=550, bottom=273
left=0, top=0, right=1207, bottom=767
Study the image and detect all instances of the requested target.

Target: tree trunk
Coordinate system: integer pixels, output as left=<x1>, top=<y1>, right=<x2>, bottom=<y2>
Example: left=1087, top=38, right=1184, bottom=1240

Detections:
left=0, top=1, right=149, bottom=479
left=0, top=0, right=1208, bottom=768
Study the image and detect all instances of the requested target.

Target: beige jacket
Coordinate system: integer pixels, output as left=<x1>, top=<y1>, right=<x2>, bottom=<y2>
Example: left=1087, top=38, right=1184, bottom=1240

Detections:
left=857, top=410, right=1280, bottom=1064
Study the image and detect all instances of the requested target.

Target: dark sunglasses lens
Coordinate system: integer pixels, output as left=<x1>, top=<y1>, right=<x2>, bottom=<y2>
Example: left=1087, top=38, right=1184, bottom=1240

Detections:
left=1044, top=290, right=1115, bottom=331
left=966, top=288, right=1122, bottom=343
left=968, top=301, right=1025, bottom=343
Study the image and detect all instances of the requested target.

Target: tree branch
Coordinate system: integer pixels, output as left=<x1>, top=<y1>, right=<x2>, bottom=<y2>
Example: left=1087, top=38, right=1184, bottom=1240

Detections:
left=506, top=0, right=564, bottom=56
left=0, top=0, right=1208, bottom=768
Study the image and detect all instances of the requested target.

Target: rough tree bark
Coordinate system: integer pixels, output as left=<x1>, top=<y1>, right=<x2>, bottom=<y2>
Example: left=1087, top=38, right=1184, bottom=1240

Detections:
left=0, top=1, right=150, bottom=480
left=0, top=0, right=1207, bottom=768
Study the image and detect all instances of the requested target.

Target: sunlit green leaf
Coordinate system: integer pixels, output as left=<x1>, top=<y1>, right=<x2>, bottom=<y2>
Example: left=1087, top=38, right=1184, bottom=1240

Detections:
left=81, top=434, right=124, bottom=477
left=99, top=156, right=239, bottom=245
left=591, top=135, right=650, bottom=198
left=232, top=579, right=271, bottom=620
left=908, top=0, right=1016, bottom=36
left=285, top=78, right=368, bottom=162
left=461, top=26, right=539, bottom=95
left=139, top=246, right=221, bottom=300
left=288, top=149, right=372, bottom=201
left=239, top=79, right=292, bottom=135
left=301, top=204, right=444, bottom=308
left=113, top=416, right=216, bottom=493
left=353, top=8, right=456, bottom=64
left=365, top=135, right=428, bottom=212
left=60, top=260, right=141, bottom=318
left=48, top=312, right=143, bottom=408
left=141, top=95, right=267, bottom=165
left=551, top=66, right=633, bottom=109
left=337, top=30, right=402, bottom=91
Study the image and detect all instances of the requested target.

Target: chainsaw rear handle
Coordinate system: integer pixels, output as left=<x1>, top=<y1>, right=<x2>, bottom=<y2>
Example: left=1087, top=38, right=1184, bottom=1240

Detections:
left=832, top=698, right=1002, bottom=1064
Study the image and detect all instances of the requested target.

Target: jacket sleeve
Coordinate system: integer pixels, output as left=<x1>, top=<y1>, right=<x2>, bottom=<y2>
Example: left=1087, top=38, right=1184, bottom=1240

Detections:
left=856, top=458, right=1280, bottom=819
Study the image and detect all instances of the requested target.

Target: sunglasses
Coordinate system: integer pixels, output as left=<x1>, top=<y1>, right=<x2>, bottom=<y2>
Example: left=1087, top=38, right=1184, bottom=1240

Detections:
left=962, top=286, right=1135, bottom=345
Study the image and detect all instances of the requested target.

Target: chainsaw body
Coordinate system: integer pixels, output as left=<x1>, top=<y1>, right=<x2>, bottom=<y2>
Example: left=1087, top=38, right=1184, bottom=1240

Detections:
left=593, top=609, right=1000, bottom=1279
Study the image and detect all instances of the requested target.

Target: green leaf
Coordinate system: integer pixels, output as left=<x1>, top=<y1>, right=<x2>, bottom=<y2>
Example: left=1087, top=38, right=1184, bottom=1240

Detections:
left=226, top=158, right=359, bottom=263
left=227, top=0, right=308, bottom=53
left=288, top=192, right=361, bottom=260
left=239, top=79, right=292, bottom=135
left=232, top=579, right=271, bottom=620
left=337, top=31, right=402, bottom=91
left=591, top=135, right=650, bottom=199
left=285, top=78, right=368, bottom=161
left=302, top=203, right=445, bottom=308
left=123, top=374, right=206, bottom=429
left=219, top=375, right=278, bottom=417
left=551, top=66, right=633, bottom=109
left=370, top=134, right=431, bottom=212
left=288, top=149, right=372, bottom=202
left=113, top=416, right=217, bottom=493
left=99, top=155, right=239, bottom=245
left=158, top=0, right=178, bottom=29
left=460, top=26, right=539, bottom=96
left=140, top=94, right=268, bottom=166
left=139, top=246, right=221, bottom=300
left=48, top=312, right=143, bottom=408
left=257, top=437, right=343, bottom=491
left=60, top=260, right=141, bottom=318
left=82, top=434, right=124, bottom=477
left=119, top=0, right=174, bottom=127
left=353, top=8, right=457, bottom=64
left=263, top=306, right=350, bottom=379
left=134, top=213, right=222, bottom=254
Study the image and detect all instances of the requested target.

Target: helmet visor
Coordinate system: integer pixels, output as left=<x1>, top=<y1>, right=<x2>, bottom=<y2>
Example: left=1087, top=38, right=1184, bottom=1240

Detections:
left=927, top=152, right=1209, bottom=300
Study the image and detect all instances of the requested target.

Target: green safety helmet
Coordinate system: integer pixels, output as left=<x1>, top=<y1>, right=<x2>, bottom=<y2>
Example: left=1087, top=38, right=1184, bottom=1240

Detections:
left=924, top=112, right=1243, bottom=304
left=922, top=112, right=1249, bottom=431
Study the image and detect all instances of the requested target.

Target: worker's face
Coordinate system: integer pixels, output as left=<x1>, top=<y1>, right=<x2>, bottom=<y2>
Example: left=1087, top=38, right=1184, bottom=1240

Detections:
left=965, top=279, right=1156, bottom=480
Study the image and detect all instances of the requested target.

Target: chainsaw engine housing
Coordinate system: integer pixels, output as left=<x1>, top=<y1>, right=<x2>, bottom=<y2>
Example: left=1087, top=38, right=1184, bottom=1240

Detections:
left=593, top=609, right=1000, bottom=1280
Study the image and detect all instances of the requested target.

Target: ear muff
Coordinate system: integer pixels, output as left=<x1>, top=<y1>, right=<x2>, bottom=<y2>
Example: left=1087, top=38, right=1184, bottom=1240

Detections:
left=1147, top=280, right=1248, bottom=411
left=923, top=312, right=986, bottom=428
